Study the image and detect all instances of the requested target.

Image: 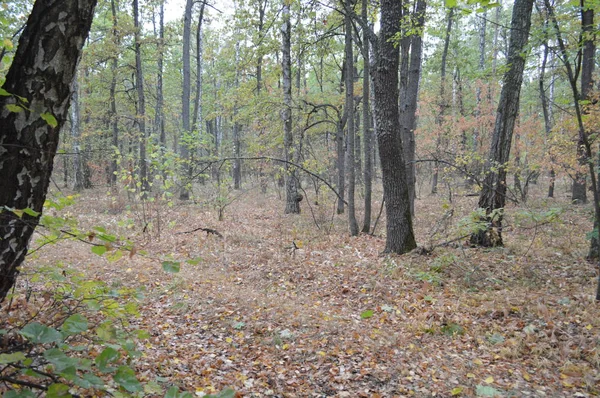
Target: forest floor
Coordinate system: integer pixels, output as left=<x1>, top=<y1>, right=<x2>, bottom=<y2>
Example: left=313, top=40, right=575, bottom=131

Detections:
left=9, top=179, right=600, bottom=397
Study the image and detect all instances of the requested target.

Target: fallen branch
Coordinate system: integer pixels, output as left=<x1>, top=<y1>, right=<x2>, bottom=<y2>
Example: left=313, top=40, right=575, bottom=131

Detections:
left=176, top=227, right=223, bottom=238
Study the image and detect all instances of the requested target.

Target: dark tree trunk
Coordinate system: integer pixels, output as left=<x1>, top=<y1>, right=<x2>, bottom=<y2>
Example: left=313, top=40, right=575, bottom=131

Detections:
left=0, top=0, right=97, bottom=303
left=336, top=108, right=346, bottom=214
left=109, top=0, right=119, bottom=186
left=256, top=0, right=266, bottom=94
left=371, top=0, right=417, bottom=254
left=345, top=0, right=358, bottom=235
left=133, top=0, right=149, bottom=196
left=155, top=0, right=166, bottom=179
left=191, top=1, right=205, bottom=185
left=432, top=5, right=452, bottom=195
left=361, top=0, right=372, bottom=233
left=399, top=0, right=426, bottom=214
left=538, top=25, right=555, bottom=198
left=180, top=0, right=193, bottom=200
left=470, top=0, right=534, bottom=247
left=282, top=0, right=300, bottom=214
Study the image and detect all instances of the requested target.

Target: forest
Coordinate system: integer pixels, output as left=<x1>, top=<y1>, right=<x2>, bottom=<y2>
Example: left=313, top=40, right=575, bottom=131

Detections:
left=1, top=0, right=600, bottom=395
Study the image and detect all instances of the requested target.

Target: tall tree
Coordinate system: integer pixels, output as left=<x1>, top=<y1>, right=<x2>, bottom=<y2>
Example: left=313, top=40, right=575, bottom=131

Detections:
left=282, top=0, right=300, bottom=214
left=71, top=74, right=84, bottom=191
left=470, top=0, right=534, bottom=247
left=361, top=0, right=417, bottom=253
left=133, top=0, right=150, bottom=195
left=399, top=0, right=426, bottom=214
left=344, top=0, right=358, bottom=235
left=109, top=0, right=120, bottom=186
left=431, top=5, right=452, bottom=195
left=0, top=0, right=97, bottom=303
left=180, top=0, right=193, bottom=200
left=154, top=0, right=166, bottom=177
left=361, top=0, right=372, bottom=233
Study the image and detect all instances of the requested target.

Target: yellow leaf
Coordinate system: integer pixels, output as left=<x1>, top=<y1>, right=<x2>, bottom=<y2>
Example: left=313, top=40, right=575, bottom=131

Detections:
left=585, top=324, right=592, bottom=330
left=484, top=376, right=494, bottom=384
left=473, top=358, right=483, bottom=366
left=523, top=372, right=531, bottom=381
left=282, top=343, right=289, bottom=350
left=450, top=386, right=464, bottom=396
left=561, top=380, right=574, bottom=388
left=317, top=351, right=326, bottom=356
left=225, top=337, right=233, bottom=343
left=467, top=373, right=476, bottom=378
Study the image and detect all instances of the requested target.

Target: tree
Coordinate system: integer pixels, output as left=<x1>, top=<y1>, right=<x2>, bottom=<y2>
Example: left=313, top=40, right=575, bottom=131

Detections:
left=282, top=0, right=300, bottom=214
left=344, top=0, right=358, bottom=235
left=470, top=0, right=534, bottom=247
left=399, top=0, right=426, bottom=214
left=71, top=73, right=85, bottom=191
left=361, top=0, right=417, bottom=253
left=133, top=0, right=150, bottom=196
left=0, top=0, right=97, bottom=302
left=360, top=0, right=372, bottom=233
left=180, top=0, right=194, bottom=200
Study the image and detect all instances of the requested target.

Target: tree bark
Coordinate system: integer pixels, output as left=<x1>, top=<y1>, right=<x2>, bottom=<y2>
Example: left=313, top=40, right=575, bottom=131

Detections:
left=282, top=0, right=300, bottom=214
left=399, top=0, right=426, bottom=214
left=371, top=0, right=417, bottom=254
left=155, top=0, right=166, bottom=180
left=109, top=0, right=120, bottom=186
left=431, top=5, right=452, bottom=195
left=71, top=74, right=84, bottom=191
left=344, top=0, right=358, bottom=235
left=133, top=0, right=150, bottom=196
left=470, top=0, right=534, bottom=247
left=180, top=0, right=193, bottom=200
left=0, top=0, right=97, bottom=303
left=361, top=0, right=372, bottom=233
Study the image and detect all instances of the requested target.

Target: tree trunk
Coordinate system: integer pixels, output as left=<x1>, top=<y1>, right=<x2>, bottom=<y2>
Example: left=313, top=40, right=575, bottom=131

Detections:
left=336, top=108, right=346, bottom=214
left=538, top=25, right=555, bottom=198
left=256, top=0, right=266, bottom=94
left=109, top=0, right=120, bottom=186
left=282, top=0, right=300, bottom=214
left=361, top=0, right=372, bottom=233
left=155, top=0, right=166, bottom=180
left=371, top=0, right=417, bottom=254
left=470, top=0, right=534, bottom=247
left=133, top=0, right=150, bottom=196
left=71, top=74, right=85, bottom=191
left=233, top=41, right=242, bottom=190
left=180, top=0, right=193, bottom=200
left=191, top=1, right=205, bottom=185
left=0, top=0, right=97, bottom=303
left=345, top=0, right=358, bottom=235
left=399, top=0, right=426, bottom=214
left=432, top=6, right=452, bottom=195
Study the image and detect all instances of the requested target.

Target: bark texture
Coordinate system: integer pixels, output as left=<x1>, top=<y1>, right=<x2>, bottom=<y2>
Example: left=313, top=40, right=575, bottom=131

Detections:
left=470, top=0, right=534, bottom=247
left=0, top=0, right=97, bottom=303
left=282, top=1, right=300, bottom=214
left=372, top=0, right=417, bottom=254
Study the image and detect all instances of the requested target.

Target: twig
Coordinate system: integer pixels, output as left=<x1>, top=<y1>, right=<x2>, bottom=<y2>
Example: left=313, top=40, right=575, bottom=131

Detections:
left=176, top=227, right=223, bottom=238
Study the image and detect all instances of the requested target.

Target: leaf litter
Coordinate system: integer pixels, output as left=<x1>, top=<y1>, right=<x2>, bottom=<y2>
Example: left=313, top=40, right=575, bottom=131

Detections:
left=12, top=186, right=600, bottom=396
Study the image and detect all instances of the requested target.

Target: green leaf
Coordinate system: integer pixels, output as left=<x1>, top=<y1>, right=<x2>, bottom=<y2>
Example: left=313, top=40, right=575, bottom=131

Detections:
left=61, top=314, right=88, bottom=335
left=360, top=309, right=374, bottom=319
left=0, top=352, right=26, bottom=364
left=5, top=103, right=23, bottom=113
left=114, top=365, right=142, bottom=393
left=22, top=208, right=40, bottom=217
left=20, top=322, right=63, bottom=344
left=91, top=245, right=107, bottom=256
left=41, top=112, right=58, bottom=128
left=451, top=386, right=464, bottom=396
left=46, top=383, right=71, bottom=398
left=4, top=389, right=36, bottom=397
left=487, top=333, right=504, bottom=345
left=476, top=385, right=503, bottom=397
left=107, top=249, right=124, bottom=262
left=445, top=0, right=457, bottom=7
left=43, top=349, right=78, bottom=372
left=206, top=389, right=237, bottom=398
left=95, top=347, right=119, bottom=372
left=162, top=261, right=180, bottom=273
left=76, top=373, right=105, bottom=389
left=0, top=88, right=10, bottom=96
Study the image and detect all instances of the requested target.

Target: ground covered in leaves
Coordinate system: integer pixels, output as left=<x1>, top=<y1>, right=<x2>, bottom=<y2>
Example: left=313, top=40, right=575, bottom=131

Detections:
left=7, top=181, right=600, bottom=396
